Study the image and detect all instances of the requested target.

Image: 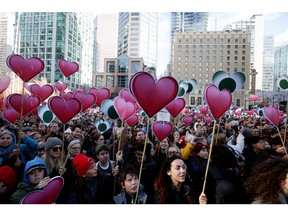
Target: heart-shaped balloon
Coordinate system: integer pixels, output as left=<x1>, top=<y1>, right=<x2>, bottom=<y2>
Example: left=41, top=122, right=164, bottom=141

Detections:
left=151, top=121, right=173, bottom=142
left=114, top=96, right=137, bottom=121
left=249, top=95, right=259, bottom=101
left=119, top=88, right=137, bottom=104
left=200, top=106, right=209, bottom=115
left=263, top=106, right=279, bottom=128
left=0, top=76, right=11, bottom=94
left=73, top=88, right=85, bottom=94
left=204, top=84, right=232, bottom=121
left=88, top=87, right=111, bottom=107
left=60, top=91, right=73, bottom=101
left=125, top=114, right=138, bottom=127
left=21, top=176, right=64, bottom=204
left=29, top=84, right=54, bottom=102
left=2, top=107, right=20, bottom=123
left=48, top=96, right=82, bottom=124
left=204, top=117, right=212, bottom=124
left=7, top=54, right=44, bottom=82
left=73, top=92, right=96, bottom=112
left=58, top=59, right=79, bottom=77
left=6, top=94, right=41, bottom=116
left=182, top=116, right=193, bottom=126
left=55, top=81, right=67, bottom=92
left=129, top=72, right=178, bottom=118
left=165, top=97, right=186, bottom=118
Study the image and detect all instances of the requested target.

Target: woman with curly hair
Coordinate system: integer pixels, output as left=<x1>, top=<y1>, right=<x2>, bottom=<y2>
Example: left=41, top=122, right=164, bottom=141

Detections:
left=244, top=157, right=288, bottom=204
left=153, top=155, right=207, bottom=204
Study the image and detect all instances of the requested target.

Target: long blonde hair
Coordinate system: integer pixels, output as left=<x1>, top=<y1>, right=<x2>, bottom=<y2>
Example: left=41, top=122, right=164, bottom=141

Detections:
left=42, top=143, right=65, bottom=176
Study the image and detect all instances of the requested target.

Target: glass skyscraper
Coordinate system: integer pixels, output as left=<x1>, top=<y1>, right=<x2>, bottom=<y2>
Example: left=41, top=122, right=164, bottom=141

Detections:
left=14, top=12, right=95, bottom=88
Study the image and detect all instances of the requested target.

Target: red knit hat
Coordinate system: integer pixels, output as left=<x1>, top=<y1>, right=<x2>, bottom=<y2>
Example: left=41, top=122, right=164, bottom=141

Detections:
left=0, top=166, right=17, bottom=192
left=72, top=154, right=95, bottom=176
left=193, top=143, right=209, bottom=155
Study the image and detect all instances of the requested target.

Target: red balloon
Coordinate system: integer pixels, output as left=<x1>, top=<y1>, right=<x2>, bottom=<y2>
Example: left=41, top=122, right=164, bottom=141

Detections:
left=114, top=96, right=137, bottom=121
left=88, top=87, right=111, bottom=107
left=166, top=97, right=186, bottom=118
left=151, top=121, right=173, bottom=142
left=0, top=76, right=11, bottom=94
left=29, top=84, right=54, bottom=102
left=58, top=59, right=79, bottom=77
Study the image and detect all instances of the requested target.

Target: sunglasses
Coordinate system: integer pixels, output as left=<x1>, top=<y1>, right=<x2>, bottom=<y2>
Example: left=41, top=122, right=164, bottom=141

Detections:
left=52, top=146, right=62, bottom=152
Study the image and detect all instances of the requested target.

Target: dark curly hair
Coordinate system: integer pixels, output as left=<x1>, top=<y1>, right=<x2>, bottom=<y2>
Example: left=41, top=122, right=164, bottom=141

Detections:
left=244, top=157, right=288, bottom=204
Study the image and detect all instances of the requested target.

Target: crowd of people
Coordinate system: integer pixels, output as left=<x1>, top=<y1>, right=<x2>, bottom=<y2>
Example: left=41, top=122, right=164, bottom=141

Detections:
left=0, top=109, right=288, bottom=204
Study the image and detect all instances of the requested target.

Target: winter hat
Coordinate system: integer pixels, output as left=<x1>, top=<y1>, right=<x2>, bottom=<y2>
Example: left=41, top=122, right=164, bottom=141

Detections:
left=193, top=143, right=209, bottom=155
left=64, top=128, right=72, bottom=134
left=73, top=154, right=95, bottom=176
left=0, top=129, right=13, bottom=138
left=23, top=158, right=48, bottom=185
left=0, top=166, right=17, bottom=192
left=45, top=137, right=63, bottom=151
left=67, top=139, right=81, bottom=151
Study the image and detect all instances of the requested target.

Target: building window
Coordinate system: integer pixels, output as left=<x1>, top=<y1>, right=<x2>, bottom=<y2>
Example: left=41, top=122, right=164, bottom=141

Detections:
left=106, top=76, right=114, bottom=87
left=190, top=97, right=195, bottom=105
left=106, top=61, right=115, bottom=73
left=197, top=97, right=202, bottom=105
left=117, top=76, right=128, bottom=87
left=131, top=61, right=141, bottom=73
left=236, top=98, right=241, bottom=106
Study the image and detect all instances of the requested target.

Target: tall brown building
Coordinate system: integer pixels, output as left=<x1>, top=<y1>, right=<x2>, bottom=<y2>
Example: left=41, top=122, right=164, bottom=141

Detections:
left=170, top=30, right=251, bottom=108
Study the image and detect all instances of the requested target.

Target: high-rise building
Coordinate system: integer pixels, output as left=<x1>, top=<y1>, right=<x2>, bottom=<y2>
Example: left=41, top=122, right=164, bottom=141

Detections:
left=0, top=12, right=14, bottom=77
left=274, top=43, right=288, bottom=92
left=223, top=14, right=264, bottom=91
left=117, top=12, right=158, bottom=70
left=262, top=35, right=274, bottom=91
left=171, top=31, right=251, bottom=108
left=14, top=12, right=95, bottom=89
left=171, top=12, right=209, bottom=41
left=94, top=13, right=118, bottom=73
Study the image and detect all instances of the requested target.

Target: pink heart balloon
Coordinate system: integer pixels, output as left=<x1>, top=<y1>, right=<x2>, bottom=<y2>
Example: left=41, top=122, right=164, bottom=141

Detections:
left=60, top=91, right=73, bottom=101
left=0, top=76, right=11, bottom=94
left=55, top=81, right=67, bottom=92
left=200, top=106, right=209, bottom=115
left=125, top=114, right=138, bottom=127
left=29, top=84, right=54, bottom=102
left=58, top=59, right=79, bottom=77
left=182, top=116, right=193, bottom=126
left=73, top=92, right=96, bottom=112
left=119, top=88, right=137, bottom=104
left=48, top=96, right=82, bottom=124
left=204, top=117, right=212, bottom=124
left=21, top=176, right=64, bottom=204
left=114, top=96, right=137, bottom=121
left=249, top=94, right=259, bottom=101
left=263, top=106, right=279, bottom=128
left=6, top=94, right=41, bottom=116
left=278, top=110, right=284, bottom=116
left=279, top=115, right=284, bottom=123
left=88, top=87, right=111, bottom=106
left=151, top=121, right=173, bottom=142
left=204, top=84, right=232, bottom=121
left=2, top=107, right=20, bottom=123
left=129, top=72, right=178, bottom=118
left=165, top=97, right=186, bottom=118
left=7, top=54, right=44, bottom=82
left=73, top=88, right=85, bottom=94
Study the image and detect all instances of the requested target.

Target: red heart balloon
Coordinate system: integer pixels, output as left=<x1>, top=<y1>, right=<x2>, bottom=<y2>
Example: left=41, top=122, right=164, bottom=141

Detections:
left=88, top=87, right=111, bottom=106
left=200, top=106, right=209, bottom=115
left=2, top=107, right=20, bottom=123
left=21, top=176, right=64, bottom=204
left=6, top=94, right=41, bottom=116
left=73, top=92, right=96, bottom=112
left=29, top=84, right=54, bottom=102
left=0, top=76, right=11, bottom=94
left=263, top=106, right=279, bottom=128
left=125, top=114, right=138, bottom=127
left=7, top=54, right=44, bottom=82
left=165, top=97, right=186, bottom=118
left=204, top=117, right=212, bottom=124
left=60, top=91, right=73, bottom=101
left=58, top=59, right=79, bottom=77
left=151, top=121, right=173, bottom=142
left=48, top=96, right=82, bottom=124
left=114, top=96, right=137, bottom=121
left=182, top=116, right=193, bottom=126
left=204, top=84, right=232, bottom=121
left=55, top=81, right=67, bottom=92
left=129, top=72, right=178, bottom=118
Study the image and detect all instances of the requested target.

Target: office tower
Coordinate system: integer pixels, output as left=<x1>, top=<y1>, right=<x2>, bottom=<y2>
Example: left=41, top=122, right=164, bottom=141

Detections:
left=263, top=35, right=274, bottom=91
left=171, top=12, right=209, bottom=40
left=171, top=31, right=251, bottom=108
left=274, top=43, right=288, bottom=91
left=223, top=14, right=264, bottom=91
left=117, top=12, right=158, bottom=70
left=0, top=12, right=14, bottom=77
left=94, top=13, right=118, bottom=73
left=14, top=12, right=95, bottom=88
